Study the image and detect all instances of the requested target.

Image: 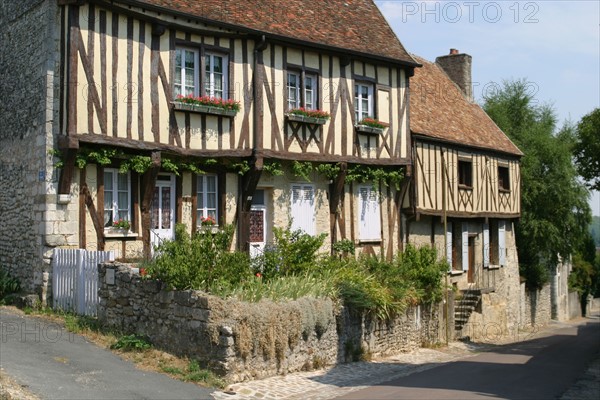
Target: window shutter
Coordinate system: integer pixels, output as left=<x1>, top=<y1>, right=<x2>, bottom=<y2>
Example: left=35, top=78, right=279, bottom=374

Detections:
left=483, top=222, right=490, bottom=268
left=290, top=185, right=315, bottom=235
left=462, top=222, right=469, bottom=272
left=498, top=220, right=506, bottom=266
left=358, top=186, right=381, bottom=240
left=446, top=222, right=453, bottom=269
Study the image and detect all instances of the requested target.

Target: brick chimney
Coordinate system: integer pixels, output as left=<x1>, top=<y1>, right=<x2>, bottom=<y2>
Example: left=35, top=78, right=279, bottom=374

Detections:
left=435, top=49, right=473, bottom=102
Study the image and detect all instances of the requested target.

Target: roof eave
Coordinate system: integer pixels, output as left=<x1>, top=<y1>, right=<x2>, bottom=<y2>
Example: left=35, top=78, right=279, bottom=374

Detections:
left=102, top=0, right=421, bottom=68
left=412, top=132, right=524, bottom=158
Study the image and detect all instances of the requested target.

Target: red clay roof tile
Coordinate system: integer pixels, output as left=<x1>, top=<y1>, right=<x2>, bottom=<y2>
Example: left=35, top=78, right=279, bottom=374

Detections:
left=129, top=0, right=418, bottom=65
left=410, top=55, right=523, bottom=156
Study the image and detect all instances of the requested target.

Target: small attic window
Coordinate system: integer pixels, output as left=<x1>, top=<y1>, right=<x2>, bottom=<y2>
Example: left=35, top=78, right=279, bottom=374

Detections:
left=498, top=166, right=510, bottom=192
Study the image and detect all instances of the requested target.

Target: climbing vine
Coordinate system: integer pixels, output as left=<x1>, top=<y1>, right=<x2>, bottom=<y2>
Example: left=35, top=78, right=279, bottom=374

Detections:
left=48, top=149, right=64, bottom=169
left=291, top=161, right=314, bottom=181
left=315, top=163, right=341, bottom=181
left=346, top=165, right=404, bottom=189
left=263, top=160, right=284, bottom=176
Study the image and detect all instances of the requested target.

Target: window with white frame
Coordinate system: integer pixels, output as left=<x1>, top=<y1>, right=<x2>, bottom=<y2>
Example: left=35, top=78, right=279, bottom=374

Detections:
left=174, top=48, right=199, bottom=97
left=358, top=185, right=381, bottom=241
left=354, top=83, right=373, bottom=121
left=197, top=175, right=218, bottom=225
left=103, top=169, right=131, bottom=228
left=174, top=48, right=228, bottom=99
left=287, top=72, right=317, bottom=110
left=290, top=184, right=315, bottom=235
left=205, top=53, right=227, bottom=99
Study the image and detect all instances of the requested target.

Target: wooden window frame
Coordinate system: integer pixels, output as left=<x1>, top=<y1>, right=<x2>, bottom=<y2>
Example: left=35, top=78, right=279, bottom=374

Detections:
left=458, top=159, right=473, bottom=189
left=197, top=174, right=219, bottom=227
left=103, top=169, right=131, bottom=229
left=498, top=165, right=510, bottom=192
left=174, top=46, right=229, bottom=99
left=354, top=82, right=374, bottom=121
left=286, top=69, right=319, bottom=111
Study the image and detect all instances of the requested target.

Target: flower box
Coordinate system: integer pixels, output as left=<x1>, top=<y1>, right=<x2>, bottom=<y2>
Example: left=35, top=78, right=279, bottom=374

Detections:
left=355, top=124, right=385, bottom=135
left=105, top=227, right=132, bottom=237
left=285, top=113, right=328, bottom=125
left=172, top=102, right=238, bottom=117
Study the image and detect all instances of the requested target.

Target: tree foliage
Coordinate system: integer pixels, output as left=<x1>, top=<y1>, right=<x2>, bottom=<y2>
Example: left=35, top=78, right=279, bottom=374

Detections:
left=483, top=79, right=591, bottom=288
left=573, top=108, right=600, bottom=191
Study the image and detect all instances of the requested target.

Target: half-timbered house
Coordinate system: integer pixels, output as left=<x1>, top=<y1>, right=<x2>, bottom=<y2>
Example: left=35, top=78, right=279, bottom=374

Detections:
left=407, top=50, right=524, bottom=337
left=0, top=0, right=418, bottom=300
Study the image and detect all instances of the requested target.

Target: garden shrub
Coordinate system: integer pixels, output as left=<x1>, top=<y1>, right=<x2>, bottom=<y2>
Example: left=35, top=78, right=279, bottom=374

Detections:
left=145, top=224, right=252, bottom=290
left=0, top=268, right=21, bottom=304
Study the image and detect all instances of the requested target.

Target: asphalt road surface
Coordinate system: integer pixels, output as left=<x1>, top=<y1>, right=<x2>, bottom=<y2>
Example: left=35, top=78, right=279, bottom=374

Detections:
left=338, top=317, right=600, bottom=400
left=0, top=308, right=214, bottom=399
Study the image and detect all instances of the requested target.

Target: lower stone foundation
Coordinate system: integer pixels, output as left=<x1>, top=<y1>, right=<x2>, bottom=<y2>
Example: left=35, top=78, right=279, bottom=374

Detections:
left=98, top=263, right=444, bottom=382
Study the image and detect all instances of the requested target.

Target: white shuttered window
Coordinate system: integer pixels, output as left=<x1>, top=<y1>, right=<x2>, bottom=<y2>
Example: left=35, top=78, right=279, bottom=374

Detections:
left=358, top=186, right=381, bottom=241
left=290, top=185, right=315, bottom=235
left=498, top=220, right=506, bottom=266
left=483, top=222, right=490, bottom=268
left=461, top=222, right=469, bottom=271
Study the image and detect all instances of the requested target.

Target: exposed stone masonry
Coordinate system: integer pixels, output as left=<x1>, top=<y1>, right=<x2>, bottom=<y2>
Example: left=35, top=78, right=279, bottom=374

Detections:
left=98, top=263, right=444, bottom=383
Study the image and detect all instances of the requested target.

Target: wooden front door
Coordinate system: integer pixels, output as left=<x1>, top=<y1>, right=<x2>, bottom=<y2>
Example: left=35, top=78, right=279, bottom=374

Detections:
left=468, top=236, right=475, bottom=283
left=249, top=189, right=267, bottom=259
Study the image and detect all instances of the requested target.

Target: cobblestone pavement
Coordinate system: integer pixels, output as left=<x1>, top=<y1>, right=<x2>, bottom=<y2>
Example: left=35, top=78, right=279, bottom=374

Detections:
left=212, top=343, right=475, bottom=400
left=213, top=317, right=599, bottom=400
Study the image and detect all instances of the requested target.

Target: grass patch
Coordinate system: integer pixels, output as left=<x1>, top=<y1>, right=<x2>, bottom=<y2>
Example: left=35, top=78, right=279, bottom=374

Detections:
left=159, top=360, right=224, bottom=387
left=110, top=334, right=152, bottom=352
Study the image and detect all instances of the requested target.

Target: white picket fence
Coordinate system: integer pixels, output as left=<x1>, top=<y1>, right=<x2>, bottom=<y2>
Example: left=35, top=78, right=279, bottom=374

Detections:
left=52, top=249, right=115, bottom=316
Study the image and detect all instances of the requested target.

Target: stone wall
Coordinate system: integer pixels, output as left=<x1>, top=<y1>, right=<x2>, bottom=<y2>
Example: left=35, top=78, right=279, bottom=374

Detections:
left=520, top=283, right=552, bottom=327
left=98, top=263, right=443, bottom=383
left=568, top=291, right=582, bottom=319
left=0, top=0, right=61, bottom=303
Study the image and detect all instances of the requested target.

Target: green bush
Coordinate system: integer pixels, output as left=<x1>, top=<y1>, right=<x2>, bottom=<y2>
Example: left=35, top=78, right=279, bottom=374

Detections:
left=145, top=224, right=252, bottom=290
left=111, top=334, right=152, bottom=351
left=255, top=227, right=327, bottom=279
left=0, top=269, right=21, bottom=303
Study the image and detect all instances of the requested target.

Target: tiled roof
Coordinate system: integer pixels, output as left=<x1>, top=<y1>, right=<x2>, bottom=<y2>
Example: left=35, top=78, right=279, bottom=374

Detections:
left=410, top=55, right=523, bottom=156
left=129, top=0, right=418, bottom=66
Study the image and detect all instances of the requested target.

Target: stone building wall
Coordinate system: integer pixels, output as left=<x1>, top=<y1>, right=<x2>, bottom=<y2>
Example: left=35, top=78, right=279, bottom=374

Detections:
left=98, top=263, right=443, bottom=383
left=0, top=0, right=62, bottom=303
left=520, top=283, right=552, bottom=327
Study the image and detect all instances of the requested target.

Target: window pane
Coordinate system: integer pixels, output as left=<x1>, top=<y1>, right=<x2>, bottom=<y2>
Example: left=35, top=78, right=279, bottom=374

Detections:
left=175, top=50, right=182, bottom=68
left=104, top=210, right=113, bottom=227
left=117, top=173, right=127, bottom=190
left=185, top=50, right=195, bottom=69
left=104, top=172, right=113, bottom=191
left=213, top=56, right=223, bottom=73
left=206, top=176, right=216, bottom=192
left=207, top=193, right=216, bottom=209
left=117, top=192, right=128, bottom=209
left=207, top=209, right=217, bottom=220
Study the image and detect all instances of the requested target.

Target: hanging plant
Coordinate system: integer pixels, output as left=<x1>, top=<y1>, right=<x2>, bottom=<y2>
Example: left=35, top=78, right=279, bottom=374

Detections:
left=161, top=158, right=180, bottom=175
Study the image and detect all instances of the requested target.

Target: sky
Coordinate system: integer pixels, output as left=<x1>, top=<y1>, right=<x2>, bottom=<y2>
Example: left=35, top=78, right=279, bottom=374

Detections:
left=375, top=0, right=600, bottom=216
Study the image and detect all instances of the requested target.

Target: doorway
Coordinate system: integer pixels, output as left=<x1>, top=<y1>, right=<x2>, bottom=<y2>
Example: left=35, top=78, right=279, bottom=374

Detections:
left=468, top=236, right=476, bottom=284
left=151, top=174, right=175, bottom=248
left=249, top=189, right=267, bottom=259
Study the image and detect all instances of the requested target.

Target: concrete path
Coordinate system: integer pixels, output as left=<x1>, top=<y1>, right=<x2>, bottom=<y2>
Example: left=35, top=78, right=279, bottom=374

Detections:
left=0, top=308, right=214, bottom=399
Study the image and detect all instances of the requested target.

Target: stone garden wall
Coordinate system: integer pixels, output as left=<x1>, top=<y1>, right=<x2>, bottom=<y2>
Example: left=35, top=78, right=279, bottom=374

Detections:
left=520, top=283, right=552, bottom=327
left=98, top=263, right=444, bottom=383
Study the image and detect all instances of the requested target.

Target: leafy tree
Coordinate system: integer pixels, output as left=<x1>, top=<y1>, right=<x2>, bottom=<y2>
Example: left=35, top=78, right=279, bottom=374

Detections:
left=573, top=108, right=600, bottom=191
left=483, top=80, right=592, bottom=289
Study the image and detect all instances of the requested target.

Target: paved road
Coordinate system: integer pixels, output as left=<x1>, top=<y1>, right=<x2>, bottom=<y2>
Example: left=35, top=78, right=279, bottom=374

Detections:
left=338, top=317, right=600, bottom=400
left=0, top=308, right=214, bottom=399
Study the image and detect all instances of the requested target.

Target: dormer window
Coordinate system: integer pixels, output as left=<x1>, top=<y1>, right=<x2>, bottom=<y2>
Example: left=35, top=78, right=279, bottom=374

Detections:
left=354, top=83, right=373, bottom=121
left=287, top=72, right=317, bottom=110
left=458, top=159, right=473, bottom=188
